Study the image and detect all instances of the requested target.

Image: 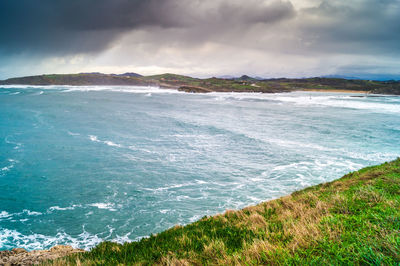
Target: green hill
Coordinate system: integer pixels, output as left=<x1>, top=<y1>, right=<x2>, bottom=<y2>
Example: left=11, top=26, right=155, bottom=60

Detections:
left=1, top=73, right=400, bottom=94
left=50, top=158, right=400, bottom=265
left=0, top=73, right=153, bottom=86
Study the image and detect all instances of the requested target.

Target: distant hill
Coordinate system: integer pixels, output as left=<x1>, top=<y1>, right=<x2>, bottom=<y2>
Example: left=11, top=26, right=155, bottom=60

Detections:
left=111, top=72, right=143, bottom=78
left=0, top=73, right=152, bottom=86
left=1, top=73, right=399, bottom=95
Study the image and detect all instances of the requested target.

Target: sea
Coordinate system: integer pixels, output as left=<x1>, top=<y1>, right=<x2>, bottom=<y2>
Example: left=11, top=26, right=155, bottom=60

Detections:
left=0, top=85, right=399, bottom=250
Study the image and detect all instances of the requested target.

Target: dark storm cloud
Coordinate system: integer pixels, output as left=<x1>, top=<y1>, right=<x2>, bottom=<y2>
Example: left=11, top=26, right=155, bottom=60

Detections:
left=0, top=0, right=295, bottom=56
left=299, top=0, right=400, bottom=55
left=0, top=0, right=185, bottom=55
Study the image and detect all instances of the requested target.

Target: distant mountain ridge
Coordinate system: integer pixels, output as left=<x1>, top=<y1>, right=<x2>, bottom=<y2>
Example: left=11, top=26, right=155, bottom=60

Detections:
left=1, top=72, right=399, bottom=95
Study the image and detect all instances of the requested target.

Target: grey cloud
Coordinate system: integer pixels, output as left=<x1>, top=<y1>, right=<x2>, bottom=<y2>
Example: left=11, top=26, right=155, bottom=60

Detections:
left=0, top=0, right=295, bottom=56
left=298, top=0, right=400, bottom=55
left=0, top=0, right=185, bottom=55
left=1, top=0, right=399, bottom=79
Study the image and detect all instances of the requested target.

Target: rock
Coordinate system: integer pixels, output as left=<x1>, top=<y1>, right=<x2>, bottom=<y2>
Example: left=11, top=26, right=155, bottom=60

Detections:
left=50, top=245, right=74, bottom=252
left=0, top=245, right=85, bottom=265
left=11, top=248, right=27, bottom=254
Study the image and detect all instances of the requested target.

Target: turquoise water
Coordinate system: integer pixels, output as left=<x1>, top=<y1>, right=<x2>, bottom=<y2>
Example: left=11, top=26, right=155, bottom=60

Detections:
left=0, top=86, right=399, bottom=251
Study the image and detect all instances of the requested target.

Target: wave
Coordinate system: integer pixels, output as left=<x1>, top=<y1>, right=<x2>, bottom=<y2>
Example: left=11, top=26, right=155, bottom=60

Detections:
left=206, top=91, right=400, bottom=114
left=0, top=209, right=43, bottom=222
left=271, top=93, right=400, bottom=114
left=0, top=228, right=103, bottom=251
left=88, top=135, right=122, bottom=148
left=0, top=211, right=11, bottom=219
left=0, top=159, right=18, bottom=175
left=1, top=85, right=185, bottom=95
left=62, top=86, right=184, bottom=95
left=48, top=205, right=80, bottom=212
left=21, top=209, right=42, bottom=216
left=89, top=203, right=117, bottom=211
left=4, top=136, right=23, bottom=150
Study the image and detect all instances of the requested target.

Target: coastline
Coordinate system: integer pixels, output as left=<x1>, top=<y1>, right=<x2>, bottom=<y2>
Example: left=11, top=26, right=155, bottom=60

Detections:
left=2, top=73, right=399, bottom=95
left=5, top=158, right=398, bottom=265
left=300, top=88, right=369, bottom=94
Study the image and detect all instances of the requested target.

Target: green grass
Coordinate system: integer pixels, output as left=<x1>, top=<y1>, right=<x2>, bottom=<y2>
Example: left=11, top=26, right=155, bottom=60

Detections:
left=48, top=158, right=400, bottom=265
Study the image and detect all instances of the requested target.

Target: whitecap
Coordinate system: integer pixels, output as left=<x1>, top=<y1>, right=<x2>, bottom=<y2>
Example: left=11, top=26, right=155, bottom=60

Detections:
left=22, top=210, right=42, bottom=216
left=113, top=233, right=133, bottom=244
left=103, top=140, right=122, bottom=147
left=89, top=203, right=117, bottom=211
left=1, top=159, right=17, bottom=173
left=62, top=85, right=185, bottom=95
left=88, top=135, right=122, bottom=148
left=48, top=205, right=78, bottom=212
left=0, top=211, right=11, bottom=219
left=89, top=135, right=99, bottom=142
left=189, top=214, right=202, bottom=223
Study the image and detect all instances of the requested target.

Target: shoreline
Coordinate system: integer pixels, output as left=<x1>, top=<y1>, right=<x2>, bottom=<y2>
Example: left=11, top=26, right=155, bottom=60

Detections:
left=1, top=73, right=399, bottom=95
left=300, top=88, right=369, bottom=94
left=3, top=159, right=399, bottom=265
left=0, top=84, right=377, bottom=95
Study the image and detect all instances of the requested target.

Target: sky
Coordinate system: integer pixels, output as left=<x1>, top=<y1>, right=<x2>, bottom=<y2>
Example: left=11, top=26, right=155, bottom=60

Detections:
left=0, top=0, right=399, bottom=79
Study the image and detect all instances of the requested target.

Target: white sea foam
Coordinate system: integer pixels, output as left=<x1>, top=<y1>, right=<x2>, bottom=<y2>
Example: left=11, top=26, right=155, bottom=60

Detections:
left=0, top=211, right=11, bottom=219
left=176, top=195, right=190, bottom=201
left=22, top=209, right=42, bottom=216
left=89, top=135, right=99, bottom=142
left=89, top=135, right=122, bottom=148
left=143, top=182, right=197, bottom=192
left=1, top=165, right=13, bottom=172
left=1, top=159, right=18, bottom=173
left=103, top=140, right=122, bottom=147
left=1, top=85, right=186, bottom=96
left=62, top=86, right=184, bottom=95
left=48, top=205, right=79, bottom=212
left=0, top=209, right=43, bottom=221
left=207, top=91, right=400, bottom=114
left=189, top=215, right=202, bottom=223
left=0, top=228, right=103, bottom=251
left=89, top=203, right=117, bottom=211
left=270, top=93, right=400, bottom=114
left=4, top=136, right=22, bottom=150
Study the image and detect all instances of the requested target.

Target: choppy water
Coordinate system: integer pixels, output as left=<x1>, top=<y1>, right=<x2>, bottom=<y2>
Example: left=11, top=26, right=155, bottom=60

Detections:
left=1, top=85, right=399, bottom=251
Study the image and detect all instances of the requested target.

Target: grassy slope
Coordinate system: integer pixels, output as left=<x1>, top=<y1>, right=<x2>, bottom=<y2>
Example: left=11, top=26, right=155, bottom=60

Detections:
left=51, top=159, right=400, bottom=265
